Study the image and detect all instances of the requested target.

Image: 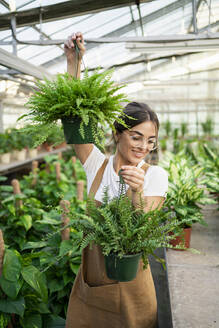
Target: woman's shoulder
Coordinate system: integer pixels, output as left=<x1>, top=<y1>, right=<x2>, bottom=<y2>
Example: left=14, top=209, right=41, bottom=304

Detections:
left=83, top=145, right=106, bottom=175
left=147, top=165, right=168, bottom=177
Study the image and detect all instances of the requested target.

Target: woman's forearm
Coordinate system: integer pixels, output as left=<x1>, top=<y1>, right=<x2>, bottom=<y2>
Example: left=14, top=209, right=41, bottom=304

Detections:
left=67, top=56, right=82, bottom=79
left=131, top=190, right=144, bottom=209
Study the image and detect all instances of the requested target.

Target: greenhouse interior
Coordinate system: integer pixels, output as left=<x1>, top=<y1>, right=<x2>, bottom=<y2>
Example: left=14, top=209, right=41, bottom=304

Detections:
left=0, top=0, right=218, bottom=327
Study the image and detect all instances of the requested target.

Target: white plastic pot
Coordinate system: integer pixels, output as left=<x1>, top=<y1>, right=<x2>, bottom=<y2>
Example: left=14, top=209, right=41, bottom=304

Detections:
left=0, top=152, right=11, bottom=164
left=28, top=148, right=38, bottom=158
left=14, top=149, right=27, bottom=161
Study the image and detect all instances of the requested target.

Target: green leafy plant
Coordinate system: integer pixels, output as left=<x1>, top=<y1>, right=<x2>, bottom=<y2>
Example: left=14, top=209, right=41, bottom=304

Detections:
left=6, top=128, right=27, bottom=151
left=68, top=187, right=183, bottom=269
left=201, top=116, right=214, bottom=137
left=22, top=226, right=82, bottom=319
left=20, top=154, right=86, bottom=208
left=163, top=120, right=172, bottom=138
left=180, top=122, right=188, bottom=138
left=0, top=133, right=13, bottom=155
left=186, top=143, right=219, bottom=198
left=162, top=151, right=216, bottom=228
left=0, top=248, right=49, bottom=327
left=19, top=70, right=129, bottom=147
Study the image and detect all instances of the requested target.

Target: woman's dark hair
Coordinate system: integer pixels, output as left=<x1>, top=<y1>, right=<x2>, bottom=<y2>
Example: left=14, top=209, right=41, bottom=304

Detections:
left=114, top=102, right=159, bottom=135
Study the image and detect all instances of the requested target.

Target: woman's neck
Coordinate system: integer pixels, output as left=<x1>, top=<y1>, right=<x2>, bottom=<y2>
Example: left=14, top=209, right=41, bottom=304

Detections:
left=113, top=150, right=132, bottom=174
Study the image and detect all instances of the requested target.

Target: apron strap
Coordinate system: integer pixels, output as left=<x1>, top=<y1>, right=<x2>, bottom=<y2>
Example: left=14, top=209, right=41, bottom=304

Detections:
left=88, top=158, right=109, bottom=200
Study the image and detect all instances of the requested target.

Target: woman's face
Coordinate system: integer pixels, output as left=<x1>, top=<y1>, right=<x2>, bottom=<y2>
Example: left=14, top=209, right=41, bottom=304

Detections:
left=115, top=121, right=157, bottom=166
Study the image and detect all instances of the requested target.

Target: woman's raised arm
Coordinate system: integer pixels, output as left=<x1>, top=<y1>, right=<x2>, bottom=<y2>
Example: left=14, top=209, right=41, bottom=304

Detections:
left=64, top=32, right=93, bottom=164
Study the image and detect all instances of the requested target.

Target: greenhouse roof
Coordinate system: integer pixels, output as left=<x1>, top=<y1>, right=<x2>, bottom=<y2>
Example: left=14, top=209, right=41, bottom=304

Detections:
left=0, top=0, right=219, bottom=93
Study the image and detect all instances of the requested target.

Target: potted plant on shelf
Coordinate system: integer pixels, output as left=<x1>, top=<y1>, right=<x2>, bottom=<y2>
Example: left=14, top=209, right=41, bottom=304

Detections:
left=18, top=70, right=129, bottom=148
left=162, top=151, right=216, bottom=249
left=0, top=133, right=12, bottom=164
left=69, top=180, right=183, bottom=282
left=9, top=128, right=27, bottom=161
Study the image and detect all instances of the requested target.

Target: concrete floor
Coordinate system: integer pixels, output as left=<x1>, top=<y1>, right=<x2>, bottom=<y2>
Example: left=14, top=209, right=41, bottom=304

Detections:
left=166, top=204, right=219, bottom=328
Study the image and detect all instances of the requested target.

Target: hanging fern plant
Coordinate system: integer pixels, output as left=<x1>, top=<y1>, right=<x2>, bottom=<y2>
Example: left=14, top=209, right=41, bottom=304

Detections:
left=19, top=69, right=129, bottom=147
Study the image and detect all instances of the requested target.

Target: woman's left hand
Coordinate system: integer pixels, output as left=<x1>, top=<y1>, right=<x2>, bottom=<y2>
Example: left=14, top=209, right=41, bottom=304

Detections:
left=120, top=166, right=145, bottom=192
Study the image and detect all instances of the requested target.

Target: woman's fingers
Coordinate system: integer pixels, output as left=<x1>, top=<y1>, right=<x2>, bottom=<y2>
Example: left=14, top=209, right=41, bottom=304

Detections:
left=120, top=166, right=145, bottom=192
left=64, top=32, right=85, bottom=57
left=121, top=167, right=145, bottom=180
left=64, top=33, right=76, bottom=49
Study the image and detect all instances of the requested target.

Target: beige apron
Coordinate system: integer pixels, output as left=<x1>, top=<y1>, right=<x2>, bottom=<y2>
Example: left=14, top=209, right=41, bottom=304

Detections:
left=66, top=159, right=157, bottom=328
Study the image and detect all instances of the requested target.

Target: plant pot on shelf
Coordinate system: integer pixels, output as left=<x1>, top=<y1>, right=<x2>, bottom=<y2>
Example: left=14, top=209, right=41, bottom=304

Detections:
left=169, top=226, right=192, bottom=250
left=28, top=148, right=38, bottom=158
left=43, top=142, right=53, bottom=152
left=61, top=118, right=95, bottom=144
left=104, top=252, right=142, bottom=282
left=0, top=152, right=11, bottom=164
left=13, top=149, right=27, bottom=161
left=54, top=141, right=67, bottom=149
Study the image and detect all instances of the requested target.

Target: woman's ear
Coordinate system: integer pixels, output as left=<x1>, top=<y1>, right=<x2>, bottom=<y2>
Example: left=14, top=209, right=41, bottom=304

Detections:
left=113, top=131, right=120, bottom=144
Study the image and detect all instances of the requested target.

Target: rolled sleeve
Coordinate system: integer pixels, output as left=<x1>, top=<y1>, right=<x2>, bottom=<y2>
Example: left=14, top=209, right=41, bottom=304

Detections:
left=144, top=166, right=168, bottom=197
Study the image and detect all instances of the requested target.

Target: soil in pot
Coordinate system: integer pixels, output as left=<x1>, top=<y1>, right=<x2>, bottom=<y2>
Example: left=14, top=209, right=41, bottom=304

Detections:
left=169, top=227, right=192, bottom=250
left=104, top=252, right=142, bottom=282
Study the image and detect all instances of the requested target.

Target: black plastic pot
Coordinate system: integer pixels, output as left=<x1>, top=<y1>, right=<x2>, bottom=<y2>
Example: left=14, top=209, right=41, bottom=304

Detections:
left=61, top=118, right=95, bottom=144
left=104, top=252, right=142, bottom=282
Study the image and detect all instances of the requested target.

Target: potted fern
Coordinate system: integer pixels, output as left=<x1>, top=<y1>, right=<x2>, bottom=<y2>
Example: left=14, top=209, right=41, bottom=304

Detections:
left=19, top=70, right=128, bottom=147
left=69, top=177, right=182, bottom=282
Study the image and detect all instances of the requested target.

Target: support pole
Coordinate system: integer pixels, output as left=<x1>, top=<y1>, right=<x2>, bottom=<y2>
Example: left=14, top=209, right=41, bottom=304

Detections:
left=77, top=180, right=84, bottom=201
left=72, top=156, right=76, bottom=179
left=56, top=162, right=61, bottom=182
left=11, top=179, right=23, bottom=208
left=60, top=200, right=70, bottom=241
left=192, top=0, right=198, bottom=34
left=31, top=160, right=38, bottom=186
left=45, top=162, right=50, bottom=173
left=10, top=15, right=17, bottom=55
left=0, top=229, right=5, bottom=276
left=136, top=0, right=144, bottom=36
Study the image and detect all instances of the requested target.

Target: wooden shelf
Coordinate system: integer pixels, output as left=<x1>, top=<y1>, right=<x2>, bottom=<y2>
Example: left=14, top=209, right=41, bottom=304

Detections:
left=0, top=147, right=70, bottom=175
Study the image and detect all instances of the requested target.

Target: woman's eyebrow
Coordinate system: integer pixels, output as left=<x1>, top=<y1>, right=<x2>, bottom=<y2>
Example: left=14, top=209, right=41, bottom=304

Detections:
left=130, top=130, right=156, bottom=138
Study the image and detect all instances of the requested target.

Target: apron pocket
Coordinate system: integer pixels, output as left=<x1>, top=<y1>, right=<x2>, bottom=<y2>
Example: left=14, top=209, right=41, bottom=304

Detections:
left=76, top=268, right=120, bottom=314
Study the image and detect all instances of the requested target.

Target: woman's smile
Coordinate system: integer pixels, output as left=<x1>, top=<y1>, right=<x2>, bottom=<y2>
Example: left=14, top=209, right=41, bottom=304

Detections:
left=132, top=149, right=146, bottom=159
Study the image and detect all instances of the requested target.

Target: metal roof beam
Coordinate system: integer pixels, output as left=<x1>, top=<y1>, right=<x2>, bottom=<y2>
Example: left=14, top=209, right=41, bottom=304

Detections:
left=126, top=38, right=219, bottom=53
left=0, top=0, right=152, bottom=31
left=0, top=47, right=53, bottom=79
left=42, top=0, right=193, bottom=67
left=0, top=0, right=9, bottom=9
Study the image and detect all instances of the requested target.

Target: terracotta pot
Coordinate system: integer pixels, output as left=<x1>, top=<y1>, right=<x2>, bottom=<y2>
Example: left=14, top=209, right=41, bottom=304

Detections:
left=169, top=227, right=192, bottom=250
left=43, top=142, right=53, bottom=152
left=54, top=141, right=67, bottom=149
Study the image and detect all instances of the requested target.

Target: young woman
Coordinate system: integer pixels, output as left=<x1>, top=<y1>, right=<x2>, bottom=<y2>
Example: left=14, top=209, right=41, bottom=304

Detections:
left=64, top=32, right=168, bottom=328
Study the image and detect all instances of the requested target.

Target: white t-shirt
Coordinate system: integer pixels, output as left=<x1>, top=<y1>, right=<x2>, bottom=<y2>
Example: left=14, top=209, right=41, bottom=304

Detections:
left=83, top=146, right=168, bottom=202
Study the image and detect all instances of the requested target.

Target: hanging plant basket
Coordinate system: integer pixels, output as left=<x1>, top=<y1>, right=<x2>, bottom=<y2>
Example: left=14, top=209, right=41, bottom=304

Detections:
left=104, top=252, right=142, bottom=282
left=61, top=118, right=95, bottom=144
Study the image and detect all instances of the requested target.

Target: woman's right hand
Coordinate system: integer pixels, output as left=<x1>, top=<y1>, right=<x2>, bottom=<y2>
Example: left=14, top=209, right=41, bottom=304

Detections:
left=64, top=32, right=86, bottom=60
